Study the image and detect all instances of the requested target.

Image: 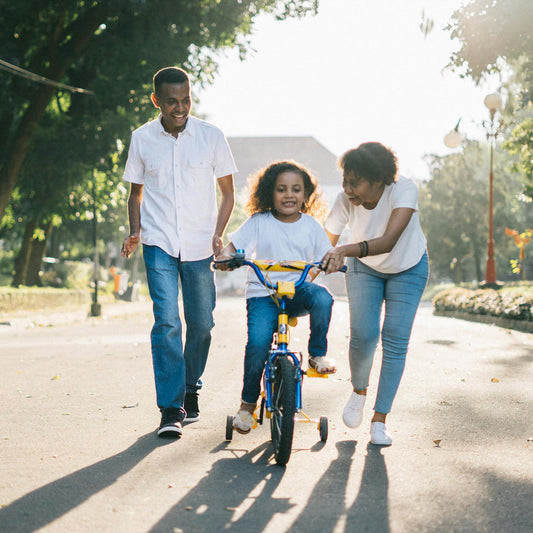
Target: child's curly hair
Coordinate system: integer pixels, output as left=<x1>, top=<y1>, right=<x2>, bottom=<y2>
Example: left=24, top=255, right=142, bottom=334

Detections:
left=245, top=160, right=328, bottom=220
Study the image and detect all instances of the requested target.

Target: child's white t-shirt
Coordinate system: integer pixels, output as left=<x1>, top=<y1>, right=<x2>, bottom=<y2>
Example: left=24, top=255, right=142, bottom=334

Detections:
left=229, top=212, right=333, bottom=298
left=325, top=176, right=427, bottom=274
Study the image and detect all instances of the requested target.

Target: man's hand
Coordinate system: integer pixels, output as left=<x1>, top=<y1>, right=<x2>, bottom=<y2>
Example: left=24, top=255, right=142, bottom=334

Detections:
left=212, top=234, right=224, bottom=257
left=121, top=233, right=140, bottom=259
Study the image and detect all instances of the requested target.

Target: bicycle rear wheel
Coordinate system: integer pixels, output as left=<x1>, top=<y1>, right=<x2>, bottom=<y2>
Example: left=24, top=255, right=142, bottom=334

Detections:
left=270, top=355, right=296, bottom=465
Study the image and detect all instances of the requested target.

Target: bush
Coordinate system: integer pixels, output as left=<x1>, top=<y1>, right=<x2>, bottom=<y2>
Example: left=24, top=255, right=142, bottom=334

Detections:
left=41, top=260, right=104, bottom=290
left=433, top=286, right=532, bottom=322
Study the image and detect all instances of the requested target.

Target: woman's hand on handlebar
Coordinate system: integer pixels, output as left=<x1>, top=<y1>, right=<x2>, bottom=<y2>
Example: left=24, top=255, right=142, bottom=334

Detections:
left=321, top=247, right=347, bottom=274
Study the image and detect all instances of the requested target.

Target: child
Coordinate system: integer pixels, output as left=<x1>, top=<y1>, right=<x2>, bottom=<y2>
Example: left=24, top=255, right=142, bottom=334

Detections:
left=217, top=160, right=336, bottom=434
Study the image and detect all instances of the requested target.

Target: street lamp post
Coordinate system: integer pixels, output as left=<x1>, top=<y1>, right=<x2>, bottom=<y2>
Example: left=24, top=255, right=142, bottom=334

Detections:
left=90, top=170, right=102, bottom=317
left=483, top=92, right=502, bottom=287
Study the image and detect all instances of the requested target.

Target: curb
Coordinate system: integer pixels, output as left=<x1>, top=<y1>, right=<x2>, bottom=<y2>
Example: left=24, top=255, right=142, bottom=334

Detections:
left=433, top=309, right=533, bottom=334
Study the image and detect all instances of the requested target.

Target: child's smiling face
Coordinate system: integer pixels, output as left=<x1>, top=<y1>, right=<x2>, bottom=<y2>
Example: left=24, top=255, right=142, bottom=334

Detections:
left=272, top=171, right=306, bottom=222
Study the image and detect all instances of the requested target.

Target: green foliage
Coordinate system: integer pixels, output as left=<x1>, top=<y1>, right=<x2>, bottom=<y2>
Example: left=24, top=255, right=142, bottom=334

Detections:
left=433, top=285, right=533, bottom=322
left=504, top=114, right=533, bottom=198
left=420, top=135, right=532, bottom=283
left=447, top=0, right=533, bottom=197
left=40, top=260, right=94, bottom=289
left=0, top=0, right=318, bottom=284
left=447, top=0, right=533, bottom=84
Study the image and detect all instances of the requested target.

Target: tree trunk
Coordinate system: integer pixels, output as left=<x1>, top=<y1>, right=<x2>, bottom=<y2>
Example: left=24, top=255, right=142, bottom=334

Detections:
left=26, top=220, right=54, bottom=286
left=12, top=219, right=37, bottom=287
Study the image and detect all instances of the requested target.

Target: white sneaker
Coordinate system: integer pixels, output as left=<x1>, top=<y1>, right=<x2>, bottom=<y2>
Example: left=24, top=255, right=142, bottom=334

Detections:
left=342, top=392, right=366, bottom=428
left=233, top=410, right=255, bottom=434
left=370, top=421, right=392, bottom=446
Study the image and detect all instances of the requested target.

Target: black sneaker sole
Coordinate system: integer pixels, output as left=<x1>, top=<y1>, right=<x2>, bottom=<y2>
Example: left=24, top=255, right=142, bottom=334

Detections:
left=157, top=425, right=183, bottom=438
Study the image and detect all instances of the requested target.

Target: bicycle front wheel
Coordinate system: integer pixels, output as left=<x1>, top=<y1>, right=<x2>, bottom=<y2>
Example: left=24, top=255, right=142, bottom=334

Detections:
left=270, top=355, right=296, bottom=465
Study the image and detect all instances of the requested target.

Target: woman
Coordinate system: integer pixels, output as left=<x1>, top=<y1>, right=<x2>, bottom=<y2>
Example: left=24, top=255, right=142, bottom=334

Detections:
left=322, top=142, right=428, bottom=446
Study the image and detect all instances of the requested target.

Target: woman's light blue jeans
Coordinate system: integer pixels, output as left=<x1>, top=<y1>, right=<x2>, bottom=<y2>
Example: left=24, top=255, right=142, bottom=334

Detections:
left=143, top=245, right=215, bottom=413
left=346, top=252, right=428, bottom=414
left=241, top=282, right=333, bottom=404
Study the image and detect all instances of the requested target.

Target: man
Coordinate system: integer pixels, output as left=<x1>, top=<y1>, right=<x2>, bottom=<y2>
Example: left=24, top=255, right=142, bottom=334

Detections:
left=121, top=67, right=236, bottom=438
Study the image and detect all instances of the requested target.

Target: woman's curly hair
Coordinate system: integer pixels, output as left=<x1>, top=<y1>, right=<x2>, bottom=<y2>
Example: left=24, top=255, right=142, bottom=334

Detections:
left=340, top=142, right=398, bottom=185
left=245, top=160, right=328, bottom=220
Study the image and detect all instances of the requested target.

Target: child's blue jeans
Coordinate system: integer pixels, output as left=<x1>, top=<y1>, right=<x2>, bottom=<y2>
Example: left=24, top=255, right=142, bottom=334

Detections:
left=241, top=282, right=333, bottom=404
left=346, top=253, right=428, bottom=414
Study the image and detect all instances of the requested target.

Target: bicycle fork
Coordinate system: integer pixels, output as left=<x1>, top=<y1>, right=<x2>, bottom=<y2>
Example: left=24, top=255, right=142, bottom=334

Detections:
left=264, top=300, right=303, bottom=412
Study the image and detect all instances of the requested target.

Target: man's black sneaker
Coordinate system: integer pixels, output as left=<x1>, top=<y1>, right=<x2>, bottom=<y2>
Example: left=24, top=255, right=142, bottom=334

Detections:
left=184, top=392, right=200, bottom=422
left=157, top=408, right=183, bottom=438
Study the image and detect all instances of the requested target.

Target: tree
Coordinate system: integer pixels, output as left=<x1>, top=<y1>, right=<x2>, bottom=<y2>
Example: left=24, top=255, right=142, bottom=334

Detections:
left=0, top=0, right=318, bottom=285
left=420, top=142, right=488, bottom=283
left=420, top=139, right=528, bottom=283
left=447, top=0, right=533, bottom=197
left=0, top=0, right=318, bottom=223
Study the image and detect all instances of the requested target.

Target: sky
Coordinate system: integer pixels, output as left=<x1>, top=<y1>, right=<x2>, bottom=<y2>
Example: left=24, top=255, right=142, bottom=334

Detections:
left=197, top=0, right=503, bottom=181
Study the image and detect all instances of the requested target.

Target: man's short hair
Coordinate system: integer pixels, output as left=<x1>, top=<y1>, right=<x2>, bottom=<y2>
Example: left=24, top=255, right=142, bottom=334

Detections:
left=153, top=67, right=189, bottom=94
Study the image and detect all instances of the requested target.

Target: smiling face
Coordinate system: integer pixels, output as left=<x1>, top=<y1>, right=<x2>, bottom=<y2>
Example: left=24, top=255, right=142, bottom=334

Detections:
left=272, top=171, right=306, bottom=222
left=342, top=171, right=385, bottom=209
left=151, top=81, right=191, bottom=136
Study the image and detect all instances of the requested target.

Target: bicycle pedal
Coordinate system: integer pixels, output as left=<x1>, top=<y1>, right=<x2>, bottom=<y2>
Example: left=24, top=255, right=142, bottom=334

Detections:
left=305, top=368, right=329, bottom=378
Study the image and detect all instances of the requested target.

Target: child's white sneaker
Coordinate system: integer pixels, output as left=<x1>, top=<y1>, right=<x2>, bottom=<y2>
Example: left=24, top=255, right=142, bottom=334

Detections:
left=342, top=392, right=366, bottom=428
left=370, top=421, right=392, bottom=446
left=233, top=409, right=254, bottom=434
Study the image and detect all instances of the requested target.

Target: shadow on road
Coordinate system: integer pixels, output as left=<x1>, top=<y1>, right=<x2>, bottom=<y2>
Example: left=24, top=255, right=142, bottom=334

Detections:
left=0, top=433, right=170, bottom=533
left=148, top=442, right=290, bottom=532
left=290, top=441, right=390, bottom=533
left=150, top=439, right=390, bottom=533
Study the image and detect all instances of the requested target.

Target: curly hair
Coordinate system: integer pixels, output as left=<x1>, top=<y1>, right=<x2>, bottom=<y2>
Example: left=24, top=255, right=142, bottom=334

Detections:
left=245, top=160, right=328, bottom=220
left=339, top=142, right=398, bottom=185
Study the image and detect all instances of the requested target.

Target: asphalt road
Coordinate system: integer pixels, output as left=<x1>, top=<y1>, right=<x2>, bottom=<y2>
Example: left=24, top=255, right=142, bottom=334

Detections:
left=0, top=296, right=532, bottom=533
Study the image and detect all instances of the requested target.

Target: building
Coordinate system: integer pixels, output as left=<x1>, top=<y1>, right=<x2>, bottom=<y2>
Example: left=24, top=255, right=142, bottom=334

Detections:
left=227, top=136, right=342, bottom=205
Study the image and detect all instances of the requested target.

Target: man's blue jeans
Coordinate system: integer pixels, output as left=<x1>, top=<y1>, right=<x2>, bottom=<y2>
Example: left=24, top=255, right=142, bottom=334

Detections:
left=143, top=245, right=215, bottom=412
left=241, top=282, right=333, bottom=404
left=345, top=253, right=428, bottom=414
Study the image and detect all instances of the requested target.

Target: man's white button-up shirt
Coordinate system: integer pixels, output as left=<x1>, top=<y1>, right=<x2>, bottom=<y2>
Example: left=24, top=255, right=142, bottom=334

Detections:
left=123, top=115, right=237, bottom=261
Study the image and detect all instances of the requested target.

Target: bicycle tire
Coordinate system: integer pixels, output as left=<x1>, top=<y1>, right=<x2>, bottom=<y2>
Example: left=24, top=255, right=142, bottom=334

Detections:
left=270, top=355, right=296, bottom=465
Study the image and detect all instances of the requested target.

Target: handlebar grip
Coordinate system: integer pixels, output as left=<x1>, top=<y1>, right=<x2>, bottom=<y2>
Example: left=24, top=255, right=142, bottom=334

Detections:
left=339, top=265, right=348, bottom=273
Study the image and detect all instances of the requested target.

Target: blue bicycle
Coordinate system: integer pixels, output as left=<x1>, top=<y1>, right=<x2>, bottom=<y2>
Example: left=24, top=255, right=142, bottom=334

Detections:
left=213, top=250, right=345, bottom=465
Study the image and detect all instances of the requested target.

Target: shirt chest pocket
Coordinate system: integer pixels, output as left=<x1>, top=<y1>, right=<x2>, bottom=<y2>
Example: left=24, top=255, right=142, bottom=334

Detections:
left=144, top=160, right=167, bottom=191
left=186, top=157, right=212, bottom=185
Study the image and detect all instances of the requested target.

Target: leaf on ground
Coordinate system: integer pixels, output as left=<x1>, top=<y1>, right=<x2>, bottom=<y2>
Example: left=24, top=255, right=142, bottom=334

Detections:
left=433, top=439, right=442, bottom=447
left=491, top=378, right=499, bottom=383
left=51, top=375, right=60, bottom=380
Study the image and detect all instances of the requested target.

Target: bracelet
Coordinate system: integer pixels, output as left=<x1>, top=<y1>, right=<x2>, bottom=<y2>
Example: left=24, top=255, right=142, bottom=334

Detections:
left=359, top=240, right=369, bottom=258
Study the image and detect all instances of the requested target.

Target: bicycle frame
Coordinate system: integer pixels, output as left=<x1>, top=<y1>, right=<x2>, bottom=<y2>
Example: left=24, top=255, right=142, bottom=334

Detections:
left=223, top=250, right=320, bottom=414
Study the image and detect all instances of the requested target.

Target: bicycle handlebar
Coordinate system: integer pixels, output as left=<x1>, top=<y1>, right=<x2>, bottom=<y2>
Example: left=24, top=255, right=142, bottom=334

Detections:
left=212, top=249, right=346, bottom=291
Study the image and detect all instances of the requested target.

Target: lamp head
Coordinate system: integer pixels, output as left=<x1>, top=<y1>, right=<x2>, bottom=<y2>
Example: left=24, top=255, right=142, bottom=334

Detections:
left=484, top=93, right=502, bottom=112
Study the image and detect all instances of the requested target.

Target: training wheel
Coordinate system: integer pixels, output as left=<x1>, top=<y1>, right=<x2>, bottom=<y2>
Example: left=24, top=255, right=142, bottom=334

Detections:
left=319, top=416, right=328, bottom=442
left=225, top=415, right=234, bottom=441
